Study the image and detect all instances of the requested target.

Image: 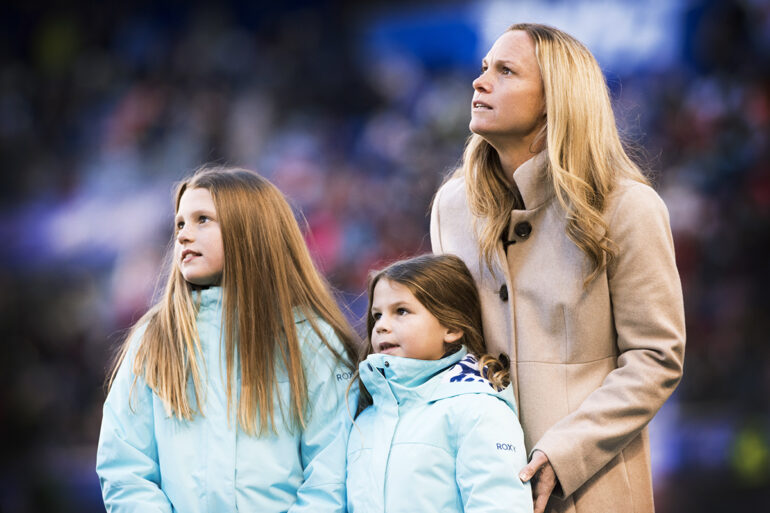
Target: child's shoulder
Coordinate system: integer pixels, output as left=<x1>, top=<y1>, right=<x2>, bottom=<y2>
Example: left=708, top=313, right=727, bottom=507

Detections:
left=291, top=309, right=349, bottom=369
left=292, top=309, right=337, bottom=346
left=123, top=321, right=151, bottom=358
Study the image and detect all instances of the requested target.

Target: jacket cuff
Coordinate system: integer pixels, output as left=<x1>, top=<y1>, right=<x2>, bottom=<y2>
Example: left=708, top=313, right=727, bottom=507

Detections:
left=532, top=435, right=585, bottom=499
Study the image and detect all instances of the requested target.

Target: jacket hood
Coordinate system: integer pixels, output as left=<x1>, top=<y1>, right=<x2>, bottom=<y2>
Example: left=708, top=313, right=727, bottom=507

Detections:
left=430, top=353, right=518, bottom=414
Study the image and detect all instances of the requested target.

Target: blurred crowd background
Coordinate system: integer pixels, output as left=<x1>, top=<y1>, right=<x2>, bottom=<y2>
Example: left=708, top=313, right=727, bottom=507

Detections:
left=1, top=0, right=769, bottom=511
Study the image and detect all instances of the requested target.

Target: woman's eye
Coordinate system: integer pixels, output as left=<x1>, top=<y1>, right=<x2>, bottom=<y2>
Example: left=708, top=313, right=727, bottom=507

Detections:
left=479, top=65, right=487, bottom=75
left=502, top=67, right=512, bottom=75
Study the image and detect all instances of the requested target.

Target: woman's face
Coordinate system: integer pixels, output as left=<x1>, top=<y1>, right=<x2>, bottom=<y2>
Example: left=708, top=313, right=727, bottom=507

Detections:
left=470, top=30, right=545, bottom=150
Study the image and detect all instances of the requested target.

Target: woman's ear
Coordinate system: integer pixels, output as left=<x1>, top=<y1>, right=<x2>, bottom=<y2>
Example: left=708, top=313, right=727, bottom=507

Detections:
left=443, top=328, right=463, bottom=344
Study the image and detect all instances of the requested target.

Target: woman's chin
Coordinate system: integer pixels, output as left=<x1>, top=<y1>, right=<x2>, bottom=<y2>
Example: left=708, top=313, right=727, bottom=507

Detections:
left=468, top=122, right=500, bottom=146
left=468, top=119, right=488, bottom=136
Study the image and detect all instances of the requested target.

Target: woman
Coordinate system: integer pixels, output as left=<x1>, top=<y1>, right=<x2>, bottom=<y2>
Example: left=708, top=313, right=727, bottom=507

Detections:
left=430, top=23, right=685, bottom=513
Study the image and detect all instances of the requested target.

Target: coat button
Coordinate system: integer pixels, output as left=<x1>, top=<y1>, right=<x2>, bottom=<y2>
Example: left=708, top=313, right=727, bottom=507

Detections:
left=499, top=284, right=508, bottom=302
left=514, top=221, right=532, bottom=238
left=384, top=361, right=390, bottom=367
left=367, top=363, right=373, bottom=371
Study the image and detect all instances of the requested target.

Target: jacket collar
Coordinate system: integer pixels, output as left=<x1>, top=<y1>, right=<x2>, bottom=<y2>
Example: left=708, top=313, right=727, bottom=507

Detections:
left=360, top=348, right=468, bottom=404
left=358, top=348, right=517, bottom=414
left=192, top=286, right=223, bottom=309
left=511, top=151, right=553, bottom=210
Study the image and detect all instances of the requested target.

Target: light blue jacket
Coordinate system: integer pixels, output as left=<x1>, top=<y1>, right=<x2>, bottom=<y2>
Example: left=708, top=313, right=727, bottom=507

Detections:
left=346, top=347, right=533, bottom=513
left=96, top=287, right=353, bottom=513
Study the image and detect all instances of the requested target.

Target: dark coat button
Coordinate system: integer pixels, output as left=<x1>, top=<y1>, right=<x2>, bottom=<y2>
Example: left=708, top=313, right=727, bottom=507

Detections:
left=384, top=361, right=390, bottom=367
left=514, top=221, right=532, bottom=238
left=499, top=284, right=508, bottom=302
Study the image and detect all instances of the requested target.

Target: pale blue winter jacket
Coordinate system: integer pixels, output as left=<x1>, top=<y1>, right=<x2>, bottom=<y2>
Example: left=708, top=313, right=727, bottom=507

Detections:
left=346, top=347, right=533, bottom=513
left=96, top=287, right=353, bottom=513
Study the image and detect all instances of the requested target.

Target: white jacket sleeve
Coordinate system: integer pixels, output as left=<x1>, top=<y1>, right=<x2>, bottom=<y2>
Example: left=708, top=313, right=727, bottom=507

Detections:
left=455, top=395, right=533, bottom=513
left=289, top=322, right=355, bottom=513
left=96, top=332, right=173, bottom=512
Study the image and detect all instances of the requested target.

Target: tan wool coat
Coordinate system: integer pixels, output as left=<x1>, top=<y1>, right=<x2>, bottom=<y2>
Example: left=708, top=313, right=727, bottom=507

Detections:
left=430, top=153, right=685, bottom=513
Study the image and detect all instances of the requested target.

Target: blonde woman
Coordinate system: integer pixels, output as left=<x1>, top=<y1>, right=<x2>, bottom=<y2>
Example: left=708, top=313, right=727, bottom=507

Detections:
left=96, top=167, right=358, bottom=512
left=430, top=24, right=685, bottom=513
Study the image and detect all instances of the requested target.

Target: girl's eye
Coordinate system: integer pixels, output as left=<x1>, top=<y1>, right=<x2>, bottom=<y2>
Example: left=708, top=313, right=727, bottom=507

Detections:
left=176, top=221, right=185, bottom=231
left=372, top=312, right=382, bottom=321
left=198, top=215, right=209, bottom=223
left=396, top=307, right=408, bottom=316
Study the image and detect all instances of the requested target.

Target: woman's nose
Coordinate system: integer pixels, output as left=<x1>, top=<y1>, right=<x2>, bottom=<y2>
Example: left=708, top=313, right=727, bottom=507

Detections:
left=473, top=72, right=490, bottom=93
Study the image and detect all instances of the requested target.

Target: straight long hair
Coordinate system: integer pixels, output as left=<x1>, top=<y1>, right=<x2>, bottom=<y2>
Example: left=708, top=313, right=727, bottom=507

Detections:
left=352, top=254, right=509, bottom=414
left=109, top=166, right=357, bottom=435
left=457, top=23, right=648, bottom=283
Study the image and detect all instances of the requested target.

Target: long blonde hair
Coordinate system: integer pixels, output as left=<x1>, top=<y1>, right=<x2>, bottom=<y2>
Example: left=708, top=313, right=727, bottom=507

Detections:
left=457, top=23, right=648, bottom=283
left=109, top=166, right=357, bottom=435
left=352, top=254, right=510, bottom=414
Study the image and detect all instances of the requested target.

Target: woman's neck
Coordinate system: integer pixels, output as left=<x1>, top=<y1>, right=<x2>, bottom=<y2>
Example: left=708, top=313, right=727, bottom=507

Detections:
left=495, top=142, right=542, bottom=180
left=490, top=138, right=544, bottom=183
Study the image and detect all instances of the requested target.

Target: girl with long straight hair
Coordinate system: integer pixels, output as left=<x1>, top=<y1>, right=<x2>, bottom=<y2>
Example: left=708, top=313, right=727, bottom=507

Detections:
left=431, top=23, right=685, bottom=513
left=97, top=166, right=358, bottom=512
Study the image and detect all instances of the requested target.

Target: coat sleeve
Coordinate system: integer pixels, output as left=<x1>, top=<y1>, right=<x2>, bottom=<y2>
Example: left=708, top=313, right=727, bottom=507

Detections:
left=95, top=330, right=173, bottom=512
left=533, top=183, right=686, bottom=498
left=455, top=395, right=533, bottom=513
left=289, top=321, right=355, bottom=513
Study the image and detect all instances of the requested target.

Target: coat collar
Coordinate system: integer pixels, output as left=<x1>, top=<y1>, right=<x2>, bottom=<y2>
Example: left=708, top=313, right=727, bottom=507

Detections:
left=360, top=348, right=468, bottom=404
left=510, top=151, right=553, bottom=211
left=362, top=347, right=467, bottom=388
left=192, top=286, right=223, bottom=309
left=359, top=348, right=517, bottom=414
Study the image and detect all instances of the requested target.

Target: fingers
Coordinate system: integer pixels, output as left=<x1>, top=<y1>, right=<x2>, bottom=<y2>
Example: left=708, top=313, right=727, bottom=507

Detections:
left=518, top=450, right=547, bottom=482
left=518, top=462, right=539, bottom=483
left=533, top=491, right=550, bottom=513
left=522, top=451, right=556, bottom=513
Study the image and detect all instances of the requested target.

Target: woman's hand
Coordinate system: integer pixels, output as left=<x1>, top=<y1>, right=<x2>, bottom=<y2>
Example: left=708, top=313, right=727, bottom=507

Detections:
left=519, top=450, right=557, bottom=513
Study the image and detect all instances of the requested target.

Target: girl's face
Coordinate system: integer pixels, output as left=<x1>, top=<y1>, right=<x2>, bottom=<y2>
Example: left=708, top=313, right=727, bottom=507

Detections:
left=174, top=187, right=224, bottom=286
left=470, top=30, right=545, bottom=149
left=370, top=278, right=462, bottom=360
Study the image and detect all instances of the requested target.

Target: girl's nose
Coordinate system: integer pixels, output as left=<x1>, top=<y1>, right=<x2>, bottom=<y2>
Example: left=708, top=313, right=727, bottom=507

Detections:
left=375, top=318, right=390, bottom=333
left=177, top=225, right=193, bottom=243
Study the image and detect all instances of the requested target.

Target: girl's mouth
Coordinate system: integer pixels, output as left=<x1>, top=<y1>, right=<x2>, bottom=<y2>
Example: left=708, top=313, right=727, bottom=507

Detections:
left=181, top=250, right=201, bottom=263
left=378, top=342, right=400, bottom=353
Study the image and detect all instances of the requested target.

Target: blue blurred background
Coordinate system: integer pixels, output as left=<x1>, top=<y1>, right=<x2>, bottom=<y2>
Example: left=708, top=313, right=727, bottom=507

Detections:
left=1, top=0, right=769, bottom=511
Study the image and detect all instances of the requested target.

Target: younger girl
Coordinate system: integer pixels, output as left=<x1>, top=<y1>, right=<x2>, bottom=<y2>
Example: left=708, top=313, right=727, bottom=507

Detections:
left=97, top=167, right=358, bottom=512
left=346, top=254, right=533, bottom=513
